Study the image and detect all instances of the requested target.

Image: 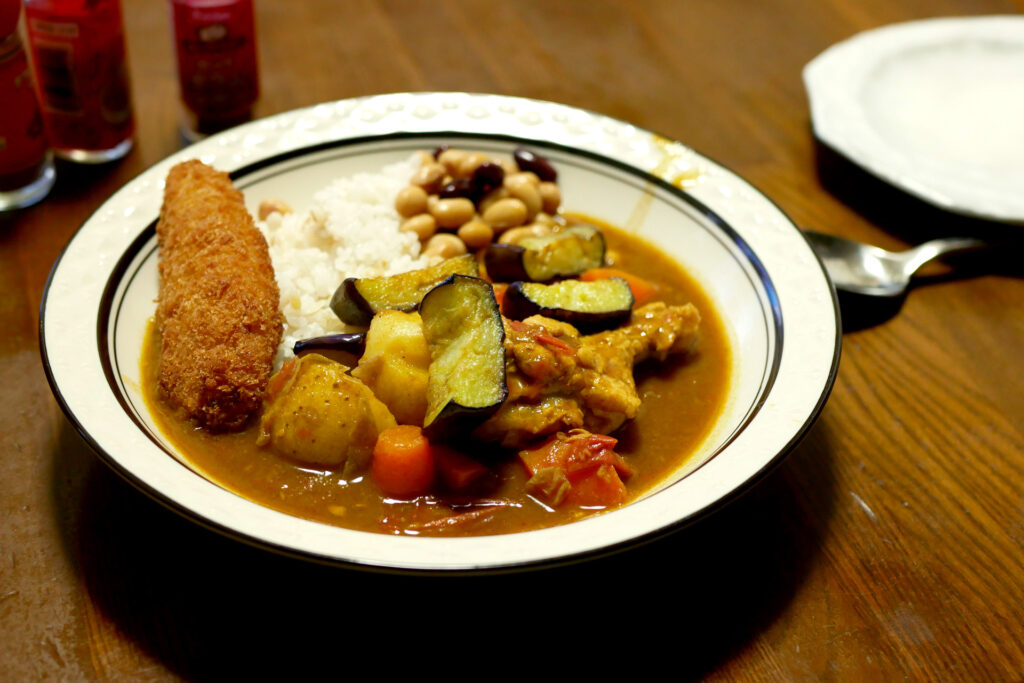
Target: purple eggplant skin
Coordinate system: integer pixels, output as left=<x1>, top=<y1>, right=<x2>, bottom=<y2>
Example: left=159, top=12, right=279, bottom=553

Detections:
left=482, top=242, right=529, bottom=283
left=292, top=332, right=367, bottom=366
left=483, top=225, right=606, bottom=283
left=427, top=396, right=506, bottom=444
left=419, top=274, right=508, bottom=439
left=329, top=254, right=480, bottom=327
left=500, top=278, right=634, bottom=334
left=330, top=277, right=374, bottom=327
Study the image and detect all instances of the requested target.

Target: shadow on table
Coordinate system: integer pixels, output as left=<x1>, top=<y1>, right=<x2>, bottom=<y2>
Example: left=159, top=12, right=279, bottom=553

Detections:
left=812, top=142, right=1024, bottom=332
left=53, top=414, right=838, bottom=679
left=48, top=159, right=126, bottom=202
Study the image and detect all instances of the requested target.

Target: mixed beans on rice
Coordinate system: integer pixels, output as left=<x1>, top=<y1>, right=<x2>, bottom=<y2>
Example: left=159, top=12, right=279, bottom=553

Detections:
left=397, top=146, right=567, bottom=260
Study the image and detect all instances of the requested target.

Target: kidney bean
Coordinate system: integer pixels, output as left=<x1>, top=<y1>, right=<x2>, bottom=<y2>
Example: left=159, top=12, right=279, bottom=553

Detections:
left=471, top=161, right=505, bottom=196
left=513, top=146, right=557, bottom=182
left=439, top=177, right=476, bottom=199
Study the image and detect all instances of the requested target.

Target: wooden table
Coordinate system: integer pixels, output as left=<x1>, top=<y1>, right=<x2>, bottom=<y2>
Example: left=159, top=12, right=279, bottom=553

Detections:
left=3, top=0, right=1023, bottom=679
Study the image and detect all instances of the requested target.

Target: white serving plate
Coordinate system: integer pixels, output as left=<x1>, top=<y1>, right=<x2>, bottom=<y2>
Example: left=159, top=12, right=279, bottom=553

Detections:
left=40, top=93, right=840, bottom=573
left=804, top=15, right=1024, bottom=224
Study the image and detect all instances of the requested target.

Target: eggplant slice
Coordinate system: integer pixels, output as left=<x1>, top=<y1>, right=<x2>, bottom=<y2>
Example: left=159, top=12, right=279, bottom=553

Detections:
left=330, top=254, right=479, bottom=326
left=484, top=225, right=605, bottom=283
left=501, top=277, right=635, bottom=333
left=419, top=275, right=508, bottom=438
left=293, top=332, right=367, bottom=361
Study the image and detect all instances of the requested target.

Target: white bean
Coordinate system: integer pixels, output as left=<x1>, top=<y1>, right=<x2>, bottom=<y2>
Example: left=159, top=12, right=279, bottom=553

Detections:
left=457, top=219, right=494, bottom=249
left=423, top=233, right=468, bottom=259
left=482, top=197, right=528, bottom=230
left=400, top=213, right=438, bottom=241
left=430, top=197, right=475, bottom=229
left=395, top=185, right=429, bottom=218
left=538, top=182, right=561, bottom=214
left=410, top=162, right=446, bottom=193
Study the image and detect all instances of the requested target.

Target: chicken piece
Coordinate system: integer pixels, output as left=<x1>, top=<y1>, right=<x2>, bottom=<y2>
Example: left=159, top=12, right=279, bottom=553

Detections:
left=474, top=302, right=700, bottom=447
left=156, top=160, right=282, bottom=431
left=257, top=354, right=396, bottom=474
left=573, top=301, right=701, bottom=433
left=477, top=396, right=585, bottom=449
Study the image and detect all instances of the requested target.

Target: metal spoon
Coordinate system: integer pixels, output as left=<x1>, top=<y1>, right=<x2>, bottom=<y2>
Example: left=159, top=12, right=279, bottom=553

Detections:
left=802, top=230, right=990, bottom=297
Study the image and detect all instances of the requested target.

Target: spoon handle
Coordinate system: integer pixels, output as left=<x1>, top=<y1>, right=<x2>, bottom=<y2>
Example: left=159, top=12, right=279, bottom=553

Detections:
left=903, top=237, right=990, bottom=274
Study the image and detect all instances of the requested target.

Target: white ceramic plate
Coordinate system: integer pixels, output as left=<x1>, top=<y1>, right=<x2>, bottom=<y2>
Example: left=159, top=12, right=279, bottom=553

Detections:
left=41, top=93, right=840, bottom=573
left=804, top=15, right=1024, bottom=224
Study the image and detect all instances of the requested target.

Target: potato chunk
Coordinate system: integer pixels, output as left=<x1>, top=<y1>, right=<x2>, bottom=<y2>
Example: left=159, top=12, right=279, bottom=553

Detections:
left=258, top=354, right=395, bottom=473
left=352, top=310, right=431, bottom=426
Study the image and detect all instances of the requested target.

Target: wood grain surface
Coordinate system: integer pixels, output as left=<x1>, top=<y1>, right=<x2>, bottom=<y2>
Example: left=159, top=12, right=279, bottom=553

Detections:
left=2, top=0, right=1023, bottom=679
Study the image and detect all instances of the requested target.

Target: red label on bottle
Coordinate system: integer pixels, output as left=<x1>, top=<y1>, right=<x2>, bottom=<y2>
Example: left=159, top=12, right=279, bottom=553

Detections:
left=0, top=33, right=49, bottom=187
left=23, top=0, right=134, bottom=154
left=172, top=0, right=258, bottom=124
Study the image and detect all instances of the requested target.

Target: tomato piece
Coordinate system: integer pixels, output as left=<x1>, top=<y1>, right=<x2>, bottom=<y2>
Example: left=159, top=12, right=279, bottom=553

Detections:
left=519, top=434, right=570, bottom=475
left=566, top=464, right=627, bottom=507
left=519, top=430, right=631, bottom=507
left=535, top=333, right=575, bottom=355
left=434, top=446, right=491, bottom=492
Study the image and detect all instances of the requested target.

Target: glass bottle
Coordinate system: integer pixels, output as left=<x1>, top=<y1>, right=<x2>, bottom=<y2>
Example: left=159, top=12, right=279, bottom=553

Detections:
left=22, top=0, right=135, bottom=163
left=0, top=4, right=54, bottom=211
left=170, top=0, right=259, bottom=142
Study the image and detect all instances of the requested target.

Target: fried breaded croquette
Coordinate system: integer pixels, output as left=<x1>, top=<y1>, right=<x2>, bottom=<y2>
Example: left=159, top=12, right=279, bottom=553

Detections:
left=156, top=160, right=282, bottom=431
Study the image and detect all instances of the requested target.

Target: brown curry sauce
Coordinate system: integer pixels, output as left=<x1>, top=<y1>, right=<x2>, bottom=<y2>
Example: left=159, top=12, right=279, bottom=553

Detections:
left=141, top=221, right=731, bottom=536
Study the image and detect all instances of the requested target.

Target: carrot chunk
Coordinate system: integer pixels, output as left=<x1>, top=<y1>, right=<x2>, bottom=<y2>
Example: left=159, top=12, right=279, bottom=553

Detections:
left=265, top=358, right=297, bottom=401
left=491, top=282, right=508, bottom=309
left=580, top=267, right=657, bottom=306
left=372, top=425, right=435, bottom=498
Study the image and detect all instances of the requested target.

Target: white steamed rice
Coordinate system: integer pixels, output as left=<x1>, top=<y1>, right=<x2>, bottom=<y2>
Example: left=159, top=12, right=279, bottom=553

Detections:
left=257, top=155, right=436, bottom=367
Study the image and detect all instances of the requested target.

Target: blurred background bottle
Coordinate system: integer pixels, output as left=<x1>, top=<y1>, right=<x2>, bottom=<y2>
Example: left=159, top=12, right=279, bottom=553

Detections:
left=0, top=0, right=54, bottom=211
left=170, top=0, right=259, bottom=142
left=22, top=0, right=135, bottom=163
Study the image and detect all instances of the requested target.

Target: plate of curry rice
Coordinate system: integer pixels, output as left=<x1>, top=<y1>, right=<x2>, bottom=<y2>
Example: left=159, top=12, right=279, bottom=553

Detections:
left=40, top=93, right=840, bottom=573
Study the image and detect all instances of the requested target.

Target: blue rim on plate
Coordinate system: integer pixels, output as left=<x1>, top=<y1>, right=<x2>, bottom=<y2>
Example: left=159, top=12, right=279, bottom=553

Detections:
left=40, top=93, right=841, bottom=573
